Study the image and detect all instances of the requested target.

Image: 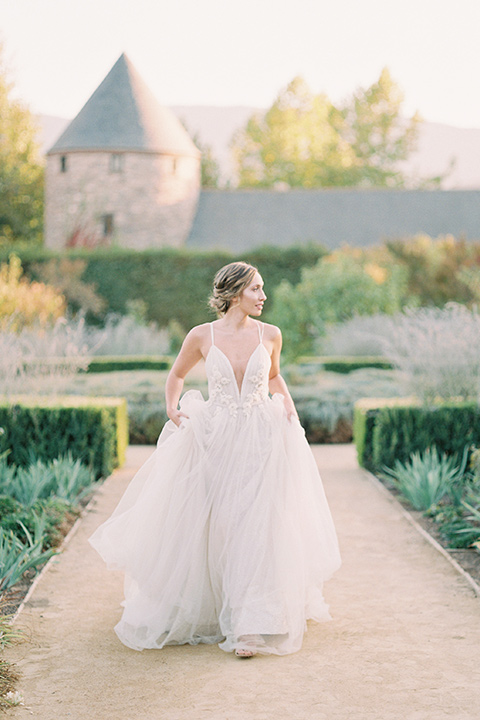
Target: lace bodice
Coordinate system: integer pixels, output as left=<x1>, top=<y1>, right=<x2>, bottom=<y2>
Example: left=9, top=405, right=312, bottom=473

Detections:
left=205, top=323, right=271, bottom=417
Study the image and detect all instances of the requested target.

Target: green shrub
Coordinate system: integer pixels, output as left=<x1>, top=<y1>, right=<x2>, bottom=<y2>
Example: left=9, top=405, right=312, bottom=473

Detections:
left=87, top=355, right=172, bottom=373
left=373, top=402, right=480, bottom=470
left=298, top=356, right=393, bottom=373
left=270, top=251, right=407, bottom=360
left=0, top=396, right=128, bottom=479
left=2, top=245, right=326, bottom=330
left=353, top=403, right=379, bottom=469
left=354, top=398, right=480, bottom=472
left=128, top=404, right=169, bottom=445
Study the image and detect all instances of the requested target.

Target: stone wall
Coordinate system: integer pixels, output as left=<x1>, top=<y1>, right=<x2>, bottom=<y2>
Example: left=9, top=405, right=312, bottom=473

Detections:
left=45, top=151, right=200, bottom=249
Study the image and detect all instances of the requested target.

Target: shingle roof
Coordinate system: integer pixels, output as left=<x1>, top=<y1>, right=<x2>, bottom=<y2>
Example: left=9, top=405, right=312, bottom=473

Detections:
left=187, top=189, right=480, bottom=250
left=48, top=53, right=200, bottom=157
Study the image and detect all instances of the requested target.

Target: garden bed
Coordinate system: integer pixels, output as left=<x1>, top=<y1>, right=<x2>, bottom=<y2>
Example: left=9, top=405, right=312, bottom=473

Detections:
left=413, top=512, right=480, bottom=586
left=374, top=474, right=480, bottom=589
left=0, top=491, right=90, bottom=618
left=0, top=453, right=102, bottom=619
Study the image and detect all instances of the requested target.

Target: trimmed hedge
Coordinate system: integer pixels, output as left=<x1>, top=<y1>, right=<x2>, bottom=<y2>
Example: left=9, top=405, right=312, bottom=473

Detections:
left=354, top=397, right=480, bottom=472
left=0, top=396, right=128, bottom=479
left=3, top=245, right=327, bottom=330
left=299, top=356, right=393, bottom=373
left=87, top=355, right=172, bottom=373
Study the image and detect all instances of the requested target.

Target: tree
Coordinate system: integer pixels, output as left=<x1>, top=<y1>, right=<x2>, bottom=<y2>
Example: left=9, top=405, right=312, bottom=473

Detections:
left=231, top=69, right=425, bottom=189
left=0, top=254, right=65, bottom=331
left=385, top=234, right=480, bottom=306
left=270, top=249, right=407, bottom=360
left=231, top=77, right=354, bottom=188
left=193, top=133, right=221, bottom=188
left=342, top=67, right=421, bottom=188
left=179, top=118, right=221, bottom=188
left=0, top=46, right=44, bottom=245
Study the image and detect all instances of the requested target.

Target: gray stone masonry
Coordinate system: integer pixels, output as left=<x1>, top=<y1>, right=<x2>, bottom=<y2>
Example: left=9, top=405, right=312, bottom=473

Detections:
left=45, top=150, right=200, bottom=249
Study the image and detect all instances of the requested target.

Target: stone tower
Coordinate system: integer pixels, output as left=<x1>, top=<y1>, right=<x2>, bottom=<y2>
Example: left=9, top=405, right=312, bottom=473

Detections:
left=45, top=54, right=201, bottom=249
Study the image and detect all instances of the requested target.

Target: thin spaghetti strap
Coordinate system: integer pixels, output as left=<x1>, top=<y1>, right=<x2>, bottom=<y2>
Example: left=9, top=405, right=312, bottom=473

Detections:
left=210, top=322, right=215, bottom=346
left=257, top=321, right=264, bottom=342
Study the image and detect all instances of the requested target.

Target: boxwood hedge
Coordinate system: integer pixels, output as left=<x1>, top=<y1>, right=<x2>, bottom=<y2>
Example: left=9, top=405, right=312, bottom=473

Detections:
left=0, top=396, right=128, bottom=479
left=354, top=397, right=480, bottom=472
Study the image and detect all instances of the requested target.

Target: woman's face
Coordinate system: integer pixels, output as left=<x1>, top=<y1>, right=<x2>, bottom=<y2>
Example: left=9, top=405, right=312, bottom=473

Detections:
left=236, top=272, right=267, bottom=316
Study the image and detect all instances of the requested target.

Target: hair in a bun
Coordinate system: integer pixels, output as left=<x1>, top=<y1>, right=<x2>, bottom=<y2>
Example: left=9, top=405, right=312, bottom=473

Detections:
left=209, top=261, right=258, bottom=316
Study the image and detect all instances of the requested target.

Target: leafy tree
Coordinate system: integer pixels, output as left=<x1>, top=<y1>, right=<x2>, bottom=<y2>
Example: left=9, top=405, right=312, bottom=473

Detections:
left=342, top=67, right=421, bottom=188
left=271, top=249, right=407, bottom=360
left=179, top=118, right=221, bottom=188
left=231, top=77, right=353, bottom=188
left=193, top=133, right=221, bottom=188
left=385, top=234, right=480, bottom=306
left=0, top=46, right=44, bottom=245
left=31, top=258, right=106, bottom=316
left=232, top=69, right=426, bottom=189
left=0, top=254, right=65, bottom=331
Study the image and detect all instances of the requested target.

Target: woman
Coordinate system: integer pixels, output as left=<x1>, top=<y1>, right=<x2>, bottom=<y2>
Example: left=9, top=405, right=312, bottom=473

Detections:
left=89, top=261, right=341, bottom=658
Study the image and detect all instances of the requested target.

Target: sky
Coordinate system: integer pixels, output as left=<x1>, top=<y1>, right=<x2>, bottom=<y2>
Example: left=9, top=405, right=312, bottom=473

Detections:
left=1, top=0, right=480, bottom=128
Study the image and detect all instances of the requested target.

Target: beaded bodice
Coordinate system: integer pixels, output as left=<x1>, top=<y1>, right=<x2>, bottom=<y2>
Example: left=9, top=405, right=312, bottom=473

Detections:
left=205, top=323, right=271, bottom=417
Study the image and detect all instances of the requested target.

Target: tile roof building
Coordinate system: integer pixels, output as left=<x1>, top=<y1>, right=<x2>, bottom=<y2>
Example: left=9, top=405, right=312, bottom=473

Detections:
left=187, top=188, right=480, bottom=251
left=45, top=54, right=200, bottom=250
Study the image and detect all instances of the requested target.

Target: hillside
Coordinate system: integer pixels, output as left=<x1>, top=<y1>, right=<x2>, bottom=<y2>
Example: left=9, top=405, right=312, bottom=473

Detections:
left=39, top=109, right=480, bottom=189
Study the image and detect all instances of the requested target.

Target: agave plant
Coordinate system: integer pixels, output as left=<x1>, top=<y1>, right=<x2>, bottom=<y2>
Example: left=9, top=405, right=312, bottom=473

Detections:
left=381, top=446, right=468, bottom=512
left=0, top=454, right=95, bottom=509
left=49, top=453, right=95, bottom=502
left=452, top=499, right=480, bottom=549
left=0, top=526, right=55, bottom=596
left=4, top=462, right=54, bottom=509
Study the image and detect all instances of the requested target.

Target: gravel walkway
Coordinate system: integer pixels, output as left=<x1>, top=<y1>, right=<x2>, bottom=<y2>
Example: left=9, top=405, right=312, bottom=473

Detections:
left=6, top=444, right=480, bottom=720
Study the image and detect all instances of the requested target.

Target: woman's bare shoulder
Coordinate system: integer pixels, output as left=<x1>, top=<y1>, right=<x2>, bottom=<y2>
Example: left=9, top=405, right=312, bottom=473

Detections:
left=187, top=322, right=211, bottom=336
left=260, top=321, right=282, bottom=340
left=183, top=323, right=211, bottom=346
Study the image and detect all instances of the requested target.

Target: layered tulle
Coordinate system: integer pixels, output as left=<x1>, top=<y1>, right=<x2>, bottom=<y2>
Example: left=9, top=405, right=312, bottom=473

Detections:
left=89, top=338, right=341, bottom=655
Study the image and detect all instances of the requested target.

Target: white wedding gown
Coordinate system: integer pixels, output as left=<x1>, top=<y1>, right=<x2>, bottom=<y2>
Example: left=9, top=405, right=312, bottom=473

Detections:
left=89, top=322, right=341, bottom=655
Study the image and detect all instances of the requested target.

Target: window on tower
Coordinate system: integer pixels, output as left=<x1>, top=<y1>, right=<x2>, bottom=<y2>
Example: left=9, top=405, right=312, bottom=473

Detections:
left=60, top=156, right=67, bottom=172
left=110, top=154, right=124, bottom=173
left=102, top=214, right=114, bottom=237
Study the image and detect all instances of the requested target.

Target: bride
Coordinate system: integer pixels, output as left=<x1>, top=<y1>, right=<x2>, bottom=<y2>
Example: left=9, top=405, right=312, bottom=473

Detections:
left=89, top=261, right=341, bottom=658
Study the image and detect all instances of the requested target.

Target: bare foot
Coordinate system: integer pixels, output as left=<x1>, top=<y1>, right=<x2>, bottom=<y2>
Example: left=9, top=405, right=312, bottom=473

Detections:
left=235, top=647, right=256, bottom=658
left=234, top=635, right=259, bottom=658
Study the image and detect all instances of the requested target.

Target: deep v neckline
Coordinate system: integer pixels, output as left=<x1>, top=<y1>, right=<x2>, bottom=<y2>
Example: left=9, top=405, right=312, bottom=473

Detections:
left=208, top=343, right=266, bottom=396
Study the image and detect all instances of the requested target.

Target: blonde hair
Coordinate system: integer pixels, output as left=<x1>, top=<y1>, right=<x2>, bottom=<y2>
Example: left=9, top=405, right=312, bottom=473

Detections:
left=209, top=261, right=258, bottom=316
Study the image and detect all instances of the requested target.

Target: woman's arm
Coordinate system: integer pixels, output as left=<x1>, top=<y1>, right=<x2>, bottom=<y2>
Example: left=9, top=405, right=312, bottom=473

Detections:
left=165, top=326, right=205, bottom=426
left=268, top=327, right=298, bottom=420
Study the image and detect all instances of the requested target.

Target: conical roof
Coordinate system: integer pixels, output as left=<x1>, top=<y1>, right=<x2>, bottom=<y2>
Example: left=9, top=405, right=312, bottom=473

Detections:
left=48, top=53, right=200, bottom=157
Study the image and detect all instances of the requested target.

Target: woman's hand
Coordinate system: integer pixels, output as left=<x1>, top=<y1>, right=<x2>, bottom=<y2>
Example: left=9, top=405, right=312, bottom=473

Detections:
left=167, top=409, right=189, bottom=427
left=284, top=400, right=299, bottom=422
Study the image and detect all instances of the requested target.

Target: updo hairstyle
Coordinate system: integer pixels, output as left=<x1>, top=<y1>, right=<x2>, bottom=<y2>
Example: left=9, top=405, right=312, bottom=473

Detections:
left=209, top=261, right=258, bottom=316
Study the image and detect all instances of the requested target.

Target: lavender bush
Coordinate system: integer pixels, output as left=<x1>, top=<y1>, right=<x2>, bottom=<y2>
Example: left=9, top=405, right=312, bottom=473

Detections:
left=320, top=314, right=398, bottom=357
left=380, top=304, right=480, bottom=403
left=87, top=313, right=169, bottom=357
left=0, top=316, right=92, bottom=397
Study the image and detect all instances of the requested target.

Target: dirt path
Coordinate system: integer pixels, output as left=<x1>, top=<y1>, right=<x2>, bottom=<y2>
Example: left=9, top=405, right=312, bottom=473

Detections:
left=6, top=445, right=480, bottom=720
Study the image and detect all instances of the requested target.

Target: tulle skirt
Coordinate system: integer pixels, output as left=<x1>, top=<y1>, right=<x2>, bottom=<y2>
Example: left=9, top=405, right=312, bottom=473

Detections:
left=89, top=390, right=341, bottom=655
